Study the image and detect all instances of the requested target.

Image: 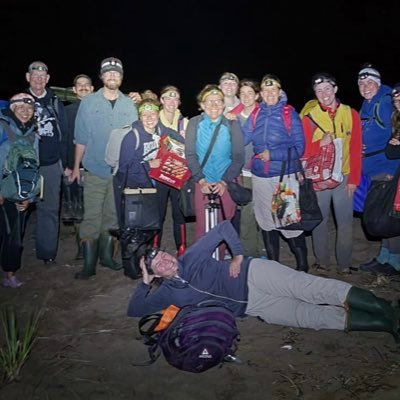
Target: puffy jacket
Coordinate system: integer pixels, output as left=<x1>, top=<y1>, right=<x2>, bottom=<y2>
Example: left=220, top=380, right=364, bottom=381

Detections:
left=243, top=96, right=305, bottom=178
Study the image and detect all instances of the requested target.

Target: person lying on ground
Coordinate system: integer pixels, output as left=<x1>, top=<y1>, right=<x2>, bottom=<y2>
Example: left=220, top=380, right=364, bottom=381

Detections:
left=127, top=220, right=400, bottom=342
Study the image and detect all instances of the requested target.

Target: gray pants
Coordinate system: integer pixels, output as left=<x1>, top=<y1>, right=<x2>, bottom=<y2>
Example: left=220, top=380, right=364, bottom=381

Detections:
left=36, top=162, right=62, bottom=260
left=311, top=175, right=353, bottom=268
left=245, top=259, right=352, bottom=330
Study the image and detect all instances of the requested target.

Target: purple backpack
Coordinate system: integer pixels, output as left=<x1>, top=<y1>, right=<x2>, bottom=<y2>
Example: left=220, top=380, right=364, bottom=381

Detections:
left=138, top=304, right=240, bottom=373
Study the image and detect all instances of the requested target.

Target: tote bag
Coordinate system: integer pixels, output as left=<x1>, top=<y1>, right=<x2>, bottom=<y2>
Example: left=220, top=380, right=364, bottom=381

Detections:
left=362, top=168, right=400, bottom=238
left=303, top=138, right=343, bottom=191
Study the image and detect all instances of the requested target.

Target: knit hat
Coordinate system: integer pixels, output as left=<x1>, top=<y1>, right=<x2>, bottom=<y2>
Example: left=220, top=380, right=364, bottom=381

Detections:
left=311, top=73, right=336, bottom=89
left=100, top=57, right=123, bottom=75
left=358, top=66, right=381, bottom=86
left=9, top=93, right=35, bottom=112
left=219, top=72, right=239, bottom=84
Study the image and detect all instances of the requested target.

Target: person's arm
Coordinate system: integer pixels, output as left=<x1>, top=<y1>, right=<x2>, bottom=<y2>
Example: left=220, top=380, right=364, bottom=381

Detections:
left=185, top=117, right=204, bottom=182
left=183, top=220, right=244, bottom=260
left=386, top=139, right=400, bottom=159
left=221, top=120, right=244, bottom=183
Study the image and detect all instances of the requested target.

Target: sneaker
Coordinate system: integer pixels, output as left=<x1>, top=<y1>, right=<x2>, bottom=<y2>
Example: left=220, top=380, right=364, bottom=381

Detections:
left=2, top=276, right=23, bottom=288
left=312, top=263, right=330, bottom=271
left=359, top=259, right=382, bottom=272
left=369, top=263, right=400, bottom=277
left=337, top=267, right=351, bottom=275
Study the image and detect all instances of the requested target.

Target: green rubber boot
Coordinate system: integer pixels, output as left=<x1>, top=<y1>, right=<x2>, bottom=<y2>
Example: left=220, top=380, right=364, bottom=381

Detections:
left=98, top=233, right=122, bottom=271
left=74, top=239, right=98, bottom=279
left=346, top=287, right=399, bottom=342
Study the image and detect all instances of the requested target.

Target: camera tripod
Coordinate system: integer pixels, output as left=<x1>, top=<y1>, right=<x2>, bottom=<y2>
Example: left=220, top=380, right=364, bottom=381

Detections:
left=204, top=193, right=221, bottom=260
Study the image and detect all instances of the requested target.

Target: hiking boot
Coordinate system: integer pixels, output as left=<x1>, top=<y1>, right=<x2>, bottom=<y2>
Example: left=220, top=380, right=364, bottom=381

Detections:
left=311, top=263, right=330, bottom=271
left=2, top=276, right=23, bottom=288
left=368, top=263, right=400, bottom=276
left=359, top=258, right=379, bottom=270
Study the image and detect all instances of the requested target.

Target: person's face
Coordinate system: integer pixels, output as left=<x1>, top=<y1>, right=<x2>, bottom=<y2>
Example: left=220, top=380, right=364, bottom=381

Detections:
left=201, top=94, right=225, bottom=121
left=161, top=95, right=180, bottom=113
left=73, top=77, right=94, bottom=99
left=261, top=85, right=281, bottom=106
left=314, top=82, right=337, bottom=107
left=219, top=80, right=238, bottom=97
left=358, top=79, right=379, bottom=101
left=26, top=69, right=50, bottom=95
left=13, top=103, right=34, bottom=124
left=101, top=70, right=123, bottom=90
left=240, top=86, right=258, bottom=108
left=140, top=110, right=159, bottom=132
left=150, top=251, right=178, bottom=278
left=393, top=96, right=400, bottom=111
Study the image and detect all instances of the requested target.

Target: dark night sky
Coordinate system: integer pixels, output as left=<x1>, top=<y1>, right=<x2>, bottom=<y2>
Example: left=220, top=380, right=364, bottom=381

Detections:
left=1, top=0, right=400, bottom=116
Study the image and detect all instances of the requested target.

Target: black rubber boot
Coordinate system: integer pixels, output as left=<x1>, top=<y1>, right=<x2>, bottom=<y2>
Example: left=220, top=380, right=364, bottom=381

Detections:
left=75, top=239, right=98, bottom=279
left=98, top=233, right=122, bottom=270
left=287, top=234, right=309, bottom=272
left=74, top=224, right=83, bottom=260
left=62, top=183, right=74, bottom=222
left=74, top=185, right=84, bottom=223
left=261, top=230, right=280, bottom=261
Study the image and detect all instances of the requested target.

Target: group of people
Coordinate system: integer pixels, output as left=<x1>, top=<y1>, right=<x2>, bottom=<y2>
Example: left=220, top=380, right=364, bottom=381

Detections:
left=1, top=56, right=400, bottom=343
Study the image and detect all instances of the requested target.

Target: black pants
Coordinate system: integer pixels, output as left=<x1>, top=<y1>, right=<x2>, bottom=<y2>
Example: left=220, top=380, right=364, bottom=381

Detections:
left=0, top=200, right=28, bottom=272
left=157, top=182, right=186, bottom=249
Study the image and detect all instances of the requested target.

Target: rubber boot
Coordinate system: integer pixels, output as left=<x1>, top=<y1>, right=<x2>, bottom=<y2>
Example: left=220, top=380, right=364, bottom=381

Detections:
left=74, top=224, right=83, bottom=260
left=287, top=234, right=309, bottom=272
left=74, top=185, right=84, bottom=223
left=74, top=239, right=98, bottom=279
left=62, top=183, right=74, bottom=222
left=261, top=230, right=280, bottom=261
left=177, top=224, right=186, bottom=256
left=346, top=308, right=399, bottom=343
left=98, top=233, right=122, bottom=270
left=346, top=287, right=400, bottom=342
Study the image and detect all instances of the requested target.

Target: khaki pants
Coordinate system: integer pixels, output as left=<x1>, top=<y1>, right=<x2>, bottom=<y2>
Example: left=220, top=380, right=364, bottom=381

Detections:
left=79, top=172, right=118, bottom=239
left=245, top=259, right=352, bottom=330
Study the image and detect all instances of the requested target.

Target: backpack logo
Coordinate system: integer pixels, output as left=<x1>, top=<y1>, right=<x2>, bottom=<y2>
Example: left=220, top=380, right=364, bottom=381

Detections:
left=199, top=348, right=212, bottom=359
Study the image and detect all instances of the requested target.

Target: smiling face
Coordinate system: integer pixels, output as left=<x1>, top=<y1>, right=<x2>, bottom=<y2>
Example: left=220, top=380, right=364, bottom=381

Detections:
left=140, top=109, right=159, bottom=132
left=26, top=64, right=50, bottom=96
left=101, top=70, right=123, bottom=90
left=201, top=93, right=225, bottom=121
left=260, top=84, right=281, bottom=106
left=73, top=76, right=94, bottom=99
left=161, top=94, right=180, bottom=113
left=149, top=251, right=179, bottom=278
left=358, top=78, right=379, bottom=101
left=13, top=103, right=34, bottom=124
left=314, top=82, right=338, bottom=107
left=219, top=79, right=238, bottom=98
left=240, top=85, right=258, bottom=109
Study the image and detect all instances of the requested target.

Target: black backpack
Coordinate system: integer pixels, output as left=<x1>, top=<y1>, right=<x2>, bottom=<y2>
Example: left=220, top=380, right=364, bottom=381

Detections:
left=137, top=303, right=241, bottom=373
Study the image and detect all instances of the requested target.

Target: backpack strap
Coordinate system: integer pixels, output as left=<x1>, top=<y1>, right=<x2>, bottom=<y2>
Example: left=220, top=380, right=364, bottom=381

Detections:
left=282, top=105, right=293, bottom=133
left=373, top=93, right=392, bottom=129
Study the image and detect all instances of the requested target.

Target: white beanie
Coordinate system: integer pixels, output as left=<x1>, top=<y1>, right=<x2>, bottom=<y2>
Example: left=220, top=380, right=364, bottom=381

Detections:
left=358, top=67, right=381, bottom=86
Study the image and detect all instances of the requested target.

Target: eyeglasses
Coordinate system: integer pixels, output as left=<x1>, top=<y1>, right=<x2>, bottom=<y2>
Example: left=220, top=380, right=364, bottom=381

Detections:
left=204, top=99, right=224, bottom=106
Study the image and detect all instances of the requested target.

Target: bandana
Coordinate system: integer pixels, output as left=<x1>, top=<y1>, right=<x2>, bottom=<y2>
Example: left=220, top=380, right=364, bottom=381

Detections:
left=138, top=103, right=160, bottom=114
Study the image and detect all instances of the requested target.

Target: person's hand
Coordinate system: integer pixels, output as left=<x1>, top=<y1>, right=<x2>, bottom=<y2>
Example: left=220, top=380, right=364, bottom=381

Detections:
left=149, top=159, right=161, bottom=168
left=389, top=138, right=400, bottom=146
left=16, top=200, right=29, bottom=212
left=64, top=167, right=72, bottom=177
left=320, top=133, right=333, bottom=146
left=211, top=181, right=227, bottom=196
left=199, top=179, right=213, bottom=194
left=346, top=183, right=357, bottom=197
left=140, top=257, right=155, bottom=285
left=225, top=112, right=237, bottom=121
left=70, top=167, right=81, bottom=183
left=229, top=255, right=243, bottom=278
left=258, top=149, right=270, bottom=162
left=128, top=92, right=142, bottom=104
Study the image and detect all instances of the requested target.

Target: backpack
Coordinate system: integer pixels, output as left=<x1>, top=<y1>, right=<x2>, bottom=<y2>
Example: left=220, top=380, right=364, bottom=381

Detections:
left=137, top=303, right=241, bottom=373
left=105, top=125, right=138, bottom=175
left=0, top=121, right=42, bottom=202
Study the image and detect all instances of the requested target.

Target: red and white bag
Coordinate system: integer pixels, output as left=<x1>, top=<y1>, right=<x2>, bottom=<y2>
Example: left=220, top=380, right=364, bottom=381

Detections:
left=302, top=138, right=343, bottom=191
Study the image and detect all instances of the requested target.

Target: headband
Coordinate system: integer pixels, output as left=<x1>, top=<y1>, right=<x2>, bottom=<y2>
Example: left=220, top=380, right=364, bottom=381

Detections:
left=201, top=89, right=224, bottom=102
left=138, top=103, right=160, bottom=114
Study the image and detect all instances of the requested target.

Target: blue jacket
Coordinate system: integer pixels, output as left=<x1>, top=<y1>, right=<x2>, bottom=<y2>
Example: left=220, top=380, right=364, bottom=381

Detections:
left=360, top=84, right=400, bottom=177
left=74, top=89, right=138, bottom=179
left=127, top=220, right=250, bottom=318
left=243, top=96, right=305, bottom=178
left=117, top=120, right=182, bottom=188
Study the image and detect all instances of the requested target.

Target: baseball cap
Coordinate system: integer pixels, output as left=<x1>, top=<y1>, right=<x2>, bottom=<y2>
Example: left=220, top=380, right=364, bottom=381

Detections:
left=100, top=57, right=123, bottom=75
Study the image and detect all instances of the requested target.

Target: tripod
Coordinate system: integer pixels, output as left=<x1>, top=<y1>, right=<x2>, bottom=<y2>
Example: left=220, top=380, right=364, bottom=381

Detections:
left=205, top=193, right=221, bottom=260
